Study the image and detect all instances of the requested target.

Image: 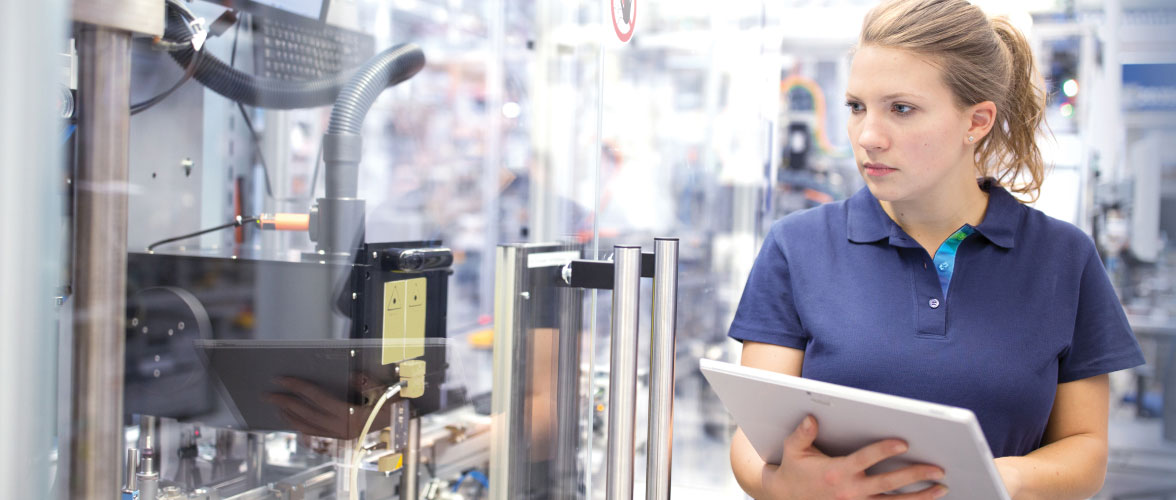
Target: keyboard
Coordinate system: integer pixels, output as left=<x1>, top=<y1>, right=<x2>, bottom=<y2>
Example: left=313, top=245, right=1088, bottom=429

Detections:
left=251, top=13, right=375, bottom=81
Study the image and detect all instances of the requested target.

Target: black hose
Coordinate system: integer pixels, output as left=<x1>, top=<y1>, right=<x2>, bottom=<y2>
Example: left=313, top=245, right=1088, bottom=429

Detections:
left=162, top=6, right=346, bottom=109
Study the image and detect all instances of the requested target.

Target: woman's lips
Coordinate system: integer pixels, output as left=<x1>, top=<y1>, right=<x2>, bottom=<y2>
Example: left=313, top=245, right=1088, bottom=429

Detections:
left=863, top=162, right=897, bottom=177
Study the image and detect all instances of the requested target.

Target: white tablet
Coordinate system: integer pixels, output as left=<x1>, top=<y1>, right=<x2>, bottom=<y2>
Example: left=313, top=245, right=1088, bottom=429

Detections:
left=700, top=358, right=1009, bottom=499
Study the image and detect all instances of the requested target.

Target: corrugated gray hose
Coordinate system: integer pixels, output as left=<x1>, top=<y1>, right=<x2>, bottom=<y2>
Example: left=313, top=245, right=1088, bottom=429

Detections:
left=321, top=43, right=424, bottom=199
left=326, top=43, right=424, bottom=134
left=164, top=7, right=423, bottom=110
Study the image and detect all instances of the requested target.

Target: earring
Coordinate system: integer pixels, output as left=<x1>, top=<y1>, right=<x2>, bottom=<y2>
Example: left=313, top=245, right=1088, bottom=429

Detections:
left=968, top=135, right=975, bottom=143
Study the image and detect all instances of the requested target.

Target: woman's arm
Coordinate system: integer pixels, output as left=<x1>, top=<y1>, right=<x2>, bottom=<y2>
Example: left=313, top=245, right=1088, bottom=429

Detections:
left=995, top=374, right=1110, bottom=500
left=730, top=341, right=805, bottom=498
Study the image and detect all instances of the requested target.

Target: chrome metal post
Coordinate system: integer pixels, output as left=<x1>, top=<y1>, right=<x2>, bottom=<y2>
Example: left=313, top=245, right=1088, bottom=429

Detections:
left=402, top=416, right=421, bottom=500
left=71, top=24, right=132, bottom=500
left=138, top=415, right=158, bottom=455
left=123, top=448, right=139, bottom=493
left=606, top=246, right=642, bottom=500
left=247, top=432, right=265, bottom=487
left=647, top=239, right=679, bottom=500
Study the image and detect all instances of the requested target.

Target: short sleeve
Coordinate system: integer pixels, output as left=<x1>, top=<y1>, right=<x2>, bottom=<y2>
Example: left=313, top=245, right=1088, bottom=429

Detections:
left=1058, top=248, right=1146, bottom=383
left=727, top=226, right=808, bottom=349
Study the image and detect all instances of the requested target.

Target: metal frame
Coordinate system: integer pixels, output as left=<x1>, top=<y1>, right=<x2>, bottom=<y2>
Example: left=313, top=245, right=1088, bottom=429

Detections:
left=491, top=243, right=586, bottom=500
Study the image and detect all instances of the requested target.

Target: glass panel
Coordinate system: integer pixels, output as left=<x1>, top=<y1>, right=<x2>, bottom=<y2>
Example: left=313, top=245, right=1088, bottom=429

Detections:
left=586, top=2, right=783, bottom=497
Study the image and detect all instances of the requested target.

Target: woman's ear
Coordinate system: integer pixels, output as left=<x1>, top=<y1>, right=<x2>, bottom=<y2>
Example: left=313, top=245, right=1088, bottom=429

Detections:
left=967, top=101, right=997, bottom=142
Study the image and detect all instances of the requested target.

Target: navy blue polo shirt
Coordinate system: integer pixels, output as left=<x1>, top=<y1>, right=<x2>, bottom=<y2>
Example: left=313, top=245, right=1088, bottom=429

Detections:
left=728, top=180, right=1145, bottom=458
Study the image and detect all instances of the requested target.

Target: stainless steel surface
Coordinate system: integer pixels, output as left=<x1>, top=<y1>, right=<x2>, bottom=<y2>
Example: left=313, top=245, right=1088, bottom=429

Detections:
left=138, top=469, right=160, bottom=500
left=139, top=415, right=158, bottom=456
left=248, top=432, right=265, bottom=488
left=402, top=416, right=421, bottom=500
left=272, top=463, right=336, bottom=500
left=126, top=43, right=206, bottom=252
left=392, top=400, right=410, bottom=452
left=139, top=454, right=155, bottom=475
left=72, top=0, right=164, bottom=36
left=607, top=246, right=642, bottom=500
left=70, top=25, right=133, bottom=500
left=489, top=245, right=520, bottom=500
left=124, top=448, right=140, bottom=491
left=647, top=238, right=679, bottom=500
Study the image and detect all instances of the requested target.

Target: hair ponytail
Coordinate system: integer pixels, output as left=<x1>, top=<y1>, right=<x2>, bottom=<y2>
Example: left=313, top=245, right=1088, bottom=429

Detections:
left=859, top=0, right=1049, bottom=202
left=986, top=17, right=1047, bottom=202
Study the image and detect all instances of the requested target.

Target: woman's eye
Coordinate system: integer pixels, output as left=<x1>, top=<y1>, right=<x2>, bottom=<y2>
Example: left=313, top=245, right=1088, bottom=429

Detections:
left=845, top=101, right=864, bottom=113
left=892, top=103, right=914, bottom=115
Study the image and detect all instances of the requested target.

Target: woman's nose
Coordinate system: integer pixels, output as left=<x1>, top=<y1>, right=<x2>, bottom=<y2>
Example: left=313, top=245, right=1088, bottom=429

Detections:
left=856, top=115, right=888, bottom=151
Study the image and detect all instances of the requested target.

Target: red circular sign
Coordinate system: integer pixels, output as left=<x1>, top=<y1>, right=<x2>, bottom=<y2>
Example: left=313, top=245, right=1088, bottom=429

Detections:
left=611, top=0, right=636, bottom=43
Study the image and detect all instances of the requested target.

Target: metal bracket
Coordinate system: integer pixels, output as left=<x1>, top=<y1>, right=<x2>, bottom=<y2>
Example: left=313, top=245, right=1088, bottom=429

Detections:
left=560, top=252, right=656, bottom=290
left=73, top=0, right=164, bottom=36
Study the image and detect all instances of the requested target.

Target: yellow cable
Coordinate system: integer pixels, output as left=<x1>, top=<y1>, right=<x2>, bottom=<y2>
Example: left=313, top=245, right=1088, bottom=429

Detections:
left=350, top=383, right=402, bottom=500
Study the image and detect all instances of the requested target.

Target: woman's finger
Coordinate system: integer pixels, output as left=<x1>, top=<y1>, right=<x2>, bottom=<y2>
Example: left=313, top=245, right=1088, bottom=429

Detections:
left=863, top=464, right=944, bottom=497
left=783, top=415, right=821, bottom=459
left=845, top=439, right=909, bottom=473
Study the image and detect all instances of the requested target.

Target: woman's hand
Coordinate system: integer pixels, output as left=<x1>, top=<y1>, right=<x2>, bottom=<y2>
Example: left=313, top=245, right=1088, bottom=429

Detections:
left=761, top=416, right=948, bottom=500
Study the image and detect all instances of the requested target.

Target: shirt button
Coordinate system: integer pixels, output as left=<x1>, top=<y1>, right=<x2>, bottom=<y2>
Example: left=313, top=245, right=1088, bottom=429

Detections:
left=938, top=262, right=949, bottom=271
left=929, top=298, right=941, bottom=309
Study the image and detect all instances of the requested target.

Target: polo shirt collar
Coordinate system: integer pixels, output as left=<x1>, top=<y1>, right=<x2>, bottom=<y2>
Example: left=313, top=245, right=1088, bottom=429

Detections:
left=972, top=178, right=1020, bottom=249
left=846, top=178, right=1021, bottom=249
left=846, top=186, right=894, bottom=244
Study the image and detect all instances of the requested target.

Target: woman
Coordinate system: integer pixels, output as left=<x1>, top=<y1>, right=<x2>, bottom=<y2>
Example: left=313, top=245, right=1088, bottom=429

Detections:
left=727, top=1, right=1145, bottom=498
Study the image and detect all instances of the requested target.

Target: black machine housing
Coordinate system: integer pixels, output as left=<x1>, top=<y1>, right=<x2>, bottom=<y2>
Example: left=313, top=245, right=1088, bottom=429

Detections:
left=124, top=241, right=451, bottom=431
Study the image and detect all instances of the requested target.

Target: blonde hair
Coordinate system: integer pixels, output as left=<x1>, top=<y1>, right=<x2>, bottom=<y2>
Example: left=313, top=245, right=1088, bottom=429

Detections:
left=859, top=0, right=1047, bottom=202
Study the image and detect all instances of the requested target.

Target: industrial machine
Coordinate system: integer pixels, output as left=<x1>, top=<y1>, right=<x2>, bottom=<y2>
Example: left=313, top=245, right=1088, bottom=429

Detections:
left=54, top=0, right=688, bottom=497
left=56, top=1, right=502, bottom=498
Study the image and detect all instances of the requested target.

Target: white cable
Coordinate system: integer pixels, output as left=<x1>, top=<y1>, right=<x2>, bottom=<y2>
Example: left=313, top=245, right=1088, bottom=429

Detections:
left=349, top=383, right=402, bottom=500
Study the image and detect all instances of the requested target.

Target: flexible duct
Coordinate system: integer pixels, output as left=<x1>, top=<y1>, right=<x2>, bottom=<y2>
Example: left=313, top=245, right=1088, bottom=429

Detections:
left=321, top=42, right=424, bottom=199
left=325, top=43, right=424, bottom=134
left=162, top=7, right=422, bottom=111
